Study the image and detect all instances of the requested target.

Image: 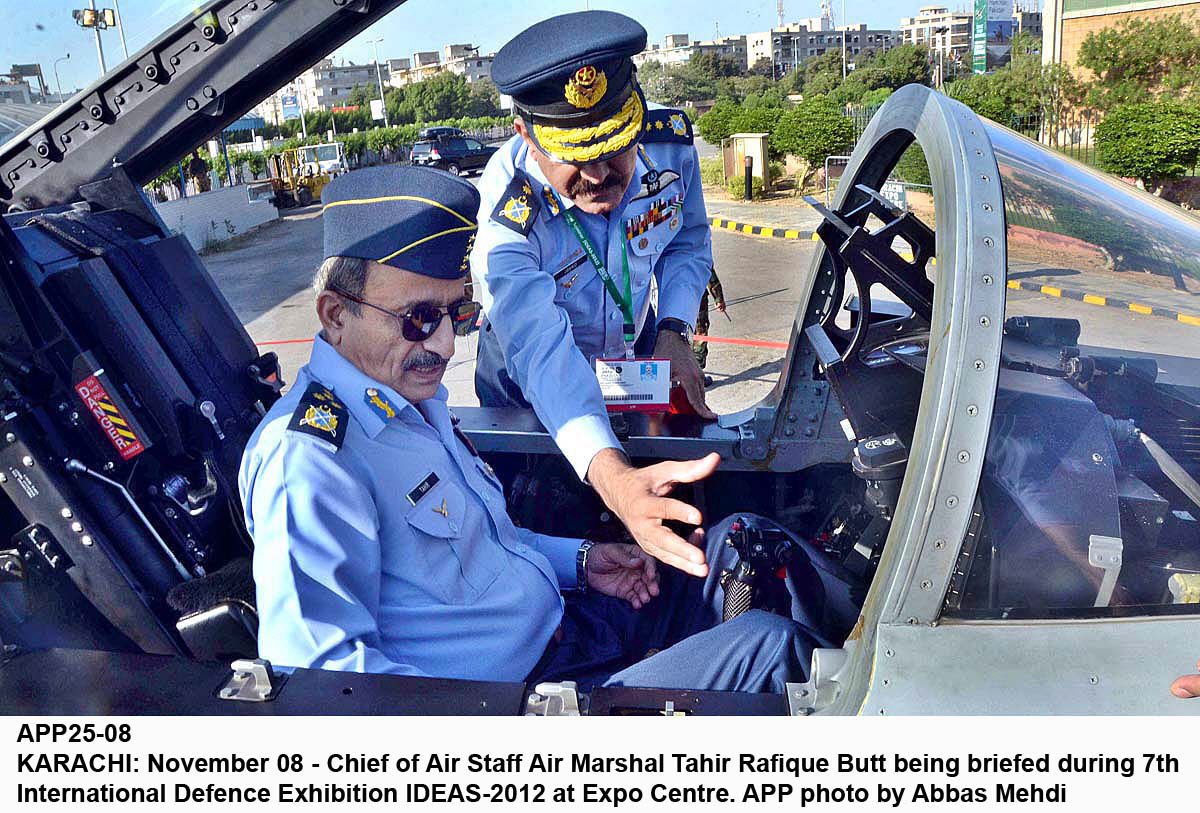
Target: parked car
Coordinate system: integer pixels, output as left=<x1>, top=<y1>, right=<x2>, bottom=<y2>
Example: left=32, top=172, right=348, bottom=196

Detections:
left=410, top=136, right=499, bottom=176
left=417, top=125, right=464, bottom=140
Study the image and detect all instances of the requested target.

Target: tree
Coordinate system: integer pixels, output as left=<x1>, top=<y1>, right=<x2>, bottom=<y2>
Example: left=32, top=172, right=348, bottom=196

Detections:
left=870, top=44, right=933, bottom=89
left=772, top=96, right=856, bottom=189
left=1095, top=100, right=1200, bottom=191
left=694, top=99, right=741, bottom=144
left=945, top=72, right=1020, bottom=123
left=346, top=83, right=378, bottom=110
left=749, top=57, right=775, bottom=78
left=465, top=79, right=502, bottom=117
left=688, top=52, right=744, bottom=80
left=1078, top=14, right=1200, bottom=111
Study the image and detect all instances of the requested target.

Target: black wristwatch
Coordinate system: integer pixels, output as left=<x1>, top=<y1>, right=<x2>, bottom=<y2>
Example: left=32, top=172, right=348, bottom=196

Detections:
left=656, top=317, right=692, bottom=343
left=576, top=540, right=595, bottom=594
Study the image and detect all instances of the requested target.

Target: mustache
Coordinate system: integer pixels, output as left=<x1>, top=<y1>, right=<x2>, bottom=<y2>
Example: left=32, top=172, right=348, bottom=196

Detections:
left=404, top=350, right=447, bottom=371
left=568, top=172, right=626, bottom=198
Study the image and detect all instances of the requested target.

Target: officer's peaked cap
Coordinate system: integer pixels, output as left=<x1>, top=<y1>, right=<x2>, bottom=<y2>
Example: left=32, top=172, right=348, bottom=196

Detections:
left=321, top=166, right=479, bottom=280
left=492, top=11, right=648, bottom=166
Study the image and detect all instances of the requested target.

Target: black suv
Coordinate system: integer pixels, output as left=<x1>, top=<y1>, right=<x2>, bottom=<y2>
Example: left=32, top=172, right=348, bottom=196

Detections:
left=410, top=136, right=498, bottom=176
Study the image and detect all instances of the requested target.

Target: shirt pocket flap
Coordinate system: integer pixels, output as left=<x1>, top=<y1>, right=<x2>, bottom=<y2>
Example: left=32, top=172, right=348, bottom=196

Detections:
left=405, top=479, right=466, bottom=539
left=626, top=216, right=681, bottom=257
left=554, top=254, right=597, bottom=301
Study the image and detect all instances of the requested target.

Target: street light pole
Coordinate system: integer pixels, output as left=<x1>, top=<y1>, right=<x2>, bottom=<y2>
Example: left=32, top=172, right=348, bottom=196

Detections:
left=53, top=53, right=71, bottom=101
left=112, top=0, right=130, bottom=60
left=368, top=37, right=390, bottom=128
left=841, top=0, right=847, bottom=79
left=87, top=0, right=107, bottom=74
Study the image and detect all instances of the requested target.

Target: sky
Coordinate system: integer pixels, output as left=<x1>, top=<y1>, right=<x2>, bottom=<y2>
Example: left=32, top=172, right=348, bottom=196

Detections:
left=1, top=0, right=991, bottom=98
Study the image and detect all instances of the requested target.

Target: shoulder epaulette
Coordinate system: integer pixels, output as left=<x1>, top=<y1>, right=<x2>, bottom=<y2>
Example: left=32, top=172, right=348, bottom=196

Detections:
left=641, top=108, right=693, bottom=145
left=490, top=171, right=541, bottom=236
left=286, top=382, right=348, bottom=450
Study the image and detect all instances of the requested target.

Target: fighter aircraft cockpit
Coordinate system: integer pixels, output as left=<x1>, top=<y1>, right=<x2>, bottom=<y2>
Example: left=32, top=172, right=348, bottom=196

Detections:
left=0, top=1, right=1196, bottom=715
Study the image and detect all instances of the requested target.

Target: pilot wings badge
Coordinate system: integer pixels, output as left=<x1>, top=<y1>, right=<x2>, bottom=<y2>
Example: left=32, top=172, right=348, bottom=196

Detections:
left=564, top=65, right=607, bottom=110
left=630, top=168, right=681, bottom=202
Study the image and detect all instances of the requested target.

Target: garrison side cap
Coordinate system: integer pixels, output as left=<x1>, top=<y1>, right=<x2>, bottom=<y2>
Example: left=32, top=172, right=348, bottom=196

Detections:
left=493, top=11, right=648, bottom=166
left=320, top=166, right=479, bottom=280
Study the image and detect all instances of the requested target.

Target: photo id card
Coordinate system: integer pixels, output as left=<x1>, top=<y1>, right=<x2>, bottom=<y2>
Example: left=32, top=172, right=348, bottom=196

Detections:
left=595, top=357, right=671, bottom=412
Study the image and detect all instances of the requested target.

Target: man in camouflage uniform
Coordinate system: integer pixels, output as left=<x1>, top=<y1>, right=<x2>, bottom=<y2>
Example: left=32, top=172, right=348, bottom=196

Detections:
left=693, top=267, right=727, bottom=371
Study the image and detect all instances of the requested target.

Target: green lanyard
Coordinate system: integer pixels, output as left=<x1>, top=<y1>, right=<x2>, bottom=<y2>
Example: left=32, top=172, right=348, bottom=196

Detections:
left=561, top=207, right=636, bottom=346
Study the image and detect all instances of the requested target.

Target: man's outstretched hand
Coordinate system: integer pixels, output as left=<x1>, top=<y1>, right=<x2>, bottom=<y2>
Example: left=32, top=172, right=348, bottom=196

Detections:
left=586, top=543, right=660, bottom=609
left=1171, top=660, right=1200, bottom=698
left=587, top=449, right=720, bottom=577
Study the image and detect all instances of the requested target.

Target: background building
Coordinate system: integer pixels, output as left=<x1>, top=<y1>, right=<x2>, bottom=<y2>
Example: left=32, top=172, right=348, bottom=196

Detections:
left=442, top=44, right=494, bottom=83
left=634, top=34, right=749, bottom=67
left=1043, top=0, right=1198, bottom=68
left=311, top=59, right=389, bottom=109
left=899, top=6, right=975, bottom=61
left=747, top=22, right=903, bottom=76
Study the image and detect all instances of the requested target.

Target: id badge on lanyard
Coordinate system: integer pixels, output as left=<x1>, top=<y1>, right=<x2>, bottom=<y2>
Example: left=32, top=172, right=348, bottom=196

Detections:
left=595, top=357, right=671, bottom=412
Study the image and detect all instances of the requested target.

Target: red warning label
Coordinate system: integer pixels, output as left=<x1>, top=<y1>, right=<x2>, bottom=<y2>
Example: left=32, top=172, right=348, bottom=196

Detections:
left=75, top=375, right=146, bottom=461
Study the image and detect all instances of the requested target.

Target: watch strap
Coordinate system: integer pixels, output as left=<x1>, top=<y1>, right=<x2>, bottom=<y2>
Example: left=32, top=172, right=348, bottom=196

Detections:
left=656, top=317, right=692, bottom=342
left=576, top=540, right=595, bottom=593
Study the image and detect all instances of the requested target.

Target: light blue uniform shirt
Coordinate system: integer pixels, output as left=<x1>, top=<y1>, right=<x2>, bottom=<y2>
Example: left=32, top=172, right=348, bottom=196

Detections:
left=471, top=123, right=713, bottom=479
left=240, top=335, right=580, bottom=681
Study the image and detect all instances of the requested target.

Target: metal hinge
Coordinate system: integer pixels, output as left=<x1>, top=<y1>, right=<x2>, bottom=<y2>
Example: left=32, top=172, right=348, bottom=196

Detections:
left=218, top=658, right=285, bottom=702
left=524, top=681, right=585, bottom=716
left=787, top=645, right=853, bottom=715
left=1089, top=535, right=1123, bottom=608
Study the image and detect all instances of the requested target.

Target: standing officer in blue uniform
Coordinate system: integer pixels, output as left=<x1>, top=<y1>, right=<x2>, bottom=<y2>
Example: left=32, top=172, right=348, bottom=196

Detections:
left=472, top=11, right=721, bottom=577
left=239, top=166, right=826, bottom=690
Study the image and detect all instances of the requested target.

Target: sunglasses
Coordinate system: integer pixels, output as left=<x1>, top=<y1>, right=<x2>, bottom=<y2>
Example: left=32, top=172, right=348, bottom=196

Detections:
left=331, top=287, right=481, bottom=342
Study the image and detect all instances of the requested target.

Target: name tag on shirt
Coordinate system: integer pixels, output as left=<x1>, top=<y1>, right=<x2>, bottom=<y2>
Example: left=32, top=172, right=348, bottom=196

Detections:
left=595, top=358, right=671, bottom=412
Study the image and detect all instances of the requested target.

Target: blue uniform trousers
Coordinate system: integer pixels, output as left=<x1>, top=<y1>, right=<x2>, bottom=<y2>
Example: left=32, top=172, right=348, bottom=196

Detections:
left=475, top=308, right=659, bottom=409
left=527, top=514, right=859, bottom=694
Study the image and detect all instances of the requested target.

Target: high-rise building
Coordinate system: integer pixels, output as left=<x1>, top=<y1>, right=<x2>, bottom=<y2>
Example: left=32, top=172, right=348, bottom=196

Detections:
left=898, top=6, right=974, bottom=62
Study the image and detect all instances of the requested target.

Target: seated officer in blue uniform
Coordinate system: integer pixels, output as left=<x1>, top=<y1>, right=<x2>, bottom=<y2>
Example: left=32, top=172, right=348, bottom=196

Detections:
left=239, top=166, right=829, bottom=691
left=472, top=11, right=722, bottom=578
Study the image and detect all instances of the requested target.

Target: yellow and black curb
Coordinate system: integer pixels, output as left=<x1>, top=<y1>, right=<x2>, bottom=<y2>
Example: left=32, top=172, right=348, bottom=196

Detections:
left=709, top=217, right=812, bottom=240
left=1007, top=279, right=1200, bottom=327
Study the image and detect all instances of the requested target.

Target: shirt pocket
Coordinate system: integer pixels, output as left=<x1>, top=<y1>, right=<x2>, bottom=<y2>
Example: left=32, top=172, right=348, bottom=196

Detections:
left=552, top=248, right=597, bottom=303
left=627, top=214, right=682, bottom=260
left=404, top=479, right=501, bottom=604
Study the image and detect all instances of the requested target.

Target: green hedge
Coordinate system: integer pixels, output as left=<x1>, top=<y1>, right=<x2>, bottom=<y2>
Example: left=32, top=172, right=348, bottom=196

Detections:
left=725, top=175, right=764, bottom=200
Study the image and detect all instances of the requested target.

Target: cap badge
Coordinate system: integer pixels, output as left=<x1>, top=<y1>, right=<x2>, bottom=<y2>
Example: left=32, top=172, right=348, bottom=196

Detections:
left=564, top=65, right=607, bottom=109
left=299, top=404, right=339, bottom=436
left=501, top=194, right=533, bottom=228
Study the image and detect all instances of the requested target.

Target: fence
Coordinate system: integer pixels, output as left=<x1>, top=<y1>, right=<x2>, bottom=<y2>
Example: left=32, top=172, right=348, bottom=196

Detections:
left=824, top=154, right=933, bottom=209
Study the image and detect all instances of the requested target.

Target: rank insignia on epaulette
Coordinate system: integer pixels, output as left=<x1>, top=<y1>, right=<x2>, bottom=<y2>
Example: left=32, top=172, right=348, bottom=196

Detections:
left=288, top=383, right=348, bottom=449
left=491, top=174, right=541, bottom=235
left=641, top=108, right=693, bottom=145
left=364, top=387, right=398, bottom=421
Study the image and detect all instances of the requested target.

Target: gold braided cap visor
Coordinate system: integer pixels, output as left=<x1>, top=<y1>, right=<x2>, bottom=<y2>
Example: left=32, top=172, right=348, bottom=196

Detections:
left=531, top=91, right=645, bottom=165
